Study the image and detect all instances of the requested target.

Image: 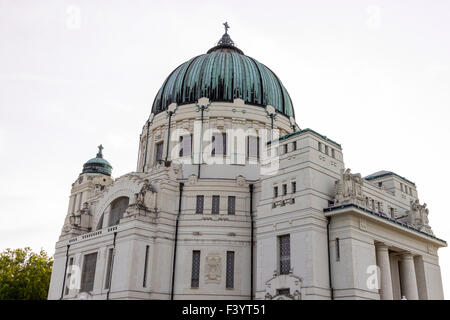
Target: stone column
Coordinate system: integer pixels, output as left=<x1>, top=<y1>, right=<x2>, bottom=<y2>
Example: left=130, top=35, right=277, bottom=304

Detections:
left=399, top=253, right=419, bottom=300
left=375, top=243, right=393, bottom=300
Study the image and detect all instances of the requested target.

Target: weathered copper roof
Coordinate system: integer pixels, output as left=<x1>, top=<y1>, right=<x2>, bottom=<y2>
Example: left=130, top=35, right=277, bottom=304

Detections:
left=151, top=32, right=294, bottom=118
left=81, top=145, right=112, bottom=176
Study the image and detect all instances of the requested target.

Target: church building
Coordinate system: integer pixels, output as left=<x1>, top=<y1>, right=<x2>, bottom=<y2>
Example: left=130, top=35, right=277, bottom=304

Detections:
left=48, top=25, right=446, bottom=300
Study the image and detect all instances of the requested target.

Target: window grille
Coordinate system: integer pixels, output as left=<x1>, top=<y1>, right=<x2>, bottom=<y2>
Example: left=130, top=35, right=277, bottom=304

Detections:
left=228, top=196, right=236, bottom=215
left=196, top=195, right=204, bottom=214
left=226, top=251, right=235, bottom=289
left=279, top=235, right=290, bottom=275
left=191, top=251, right=200, bottom=288
left=80, top=252, right=98, bottom=292
left=212, top=195, right=220, bottom=214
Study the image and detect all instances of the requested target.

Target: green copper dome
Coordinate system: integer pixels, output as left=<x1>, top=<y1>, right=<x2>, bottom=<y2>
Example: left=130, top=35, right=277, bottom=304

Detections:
left=151, top=30, right=294, bottom=118
left=81, top=145, right=112, bottom=176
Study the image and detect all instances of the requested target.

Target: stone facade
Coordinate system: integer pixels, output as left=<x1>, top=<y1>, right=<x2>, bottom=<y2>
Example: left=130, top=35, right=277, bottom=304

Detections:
left=47, top=99, right=446, bottom=300
left=47, top=30, right=446, bottom=300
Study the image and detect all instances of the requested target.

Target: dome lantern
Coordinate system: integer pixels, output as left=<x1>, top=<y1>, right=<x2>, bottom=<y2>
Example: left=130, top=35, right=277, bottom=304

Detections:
left=81, top=144, right=112, bottom=176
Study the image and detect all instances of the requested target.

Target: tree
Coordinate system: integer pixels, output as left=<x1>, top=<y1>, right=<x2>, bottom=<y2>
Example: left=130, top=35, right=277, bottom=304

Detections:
left=0, top=247, right=53, bottom=300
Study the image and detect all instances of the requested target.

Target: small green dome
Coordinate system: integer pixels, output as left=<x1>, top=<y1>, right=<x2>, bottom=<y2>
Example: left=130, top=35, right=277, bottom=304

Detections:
left=81, top=145, right=112, bottom=176
left=151, top=29, right=294, bottom=118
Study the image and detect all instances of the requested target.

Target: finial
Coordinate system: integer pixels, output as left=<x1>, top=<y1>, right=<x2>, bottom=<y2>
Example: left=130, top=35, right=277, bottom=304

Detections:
left=97, top=144, right=104, bottom=158
left=223, top=22, right=229, bottom=34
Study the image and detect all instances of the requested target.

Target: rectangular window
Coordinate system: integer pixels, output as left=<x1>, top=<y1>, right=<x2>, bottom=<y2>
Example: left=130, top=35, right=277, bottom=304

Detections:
left=274, top=186, right=278, bottom=198
left=291, top=182, right=296, bottom=194
left=226, top=251, right=235, bottom=289
left=104, top=248, right=114, bottom=290
left=378, top=182, right=383, bottom=187
left=248, top=136, right=259, bottom=159
left=282, top=184, right=287, bottom=196
left=191, top=251, right=200, bottom=288
left=390, top=207, right=395, bottom=218
left=279, top=235, right=290, bottom=275
left=325, top=145, right=329, bottom=155
left=377, top=202, right=381, bottom=212
left=292, top=141, right=297, bottom=151
left=277, top=288, right=290, bottom=295
left=143, top=245, right=149, bottom=287
left=65, top=257, right=74, bottom=295
left=331, top=148, right=335, bottom=158
left=212, top=195, right=220, bottom=214
left=283, top=144, right=288, bottom=154
left=212, top=133, right=226, bottom=155
left=409, top=187, right=412, bottom=195
left=196, top=195, right=204, bottom=214
left=227, top=196, right=236, bottom=215
left=336, top=238, right=340, bottom=262
left=155, top=141, right=164, bottom=162
left=80, top=252, right=98, bottom=293
left=318, top=142, right=322, bottom=152
left=179, top=135, right=192, bottom=157
left=400, top=183, right=404, bottom=192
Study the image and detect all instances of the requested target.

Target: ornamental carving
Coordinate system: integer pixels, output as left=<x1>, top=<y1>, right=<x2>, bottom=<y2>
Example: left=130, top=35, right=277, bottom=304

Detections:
left=405, top=200, right=433, bottom=235
left=334, top=168, right=365, bottom=206
left=264, top=272, right=304, bottom=300
left=205, top=255, right=222, bottom=284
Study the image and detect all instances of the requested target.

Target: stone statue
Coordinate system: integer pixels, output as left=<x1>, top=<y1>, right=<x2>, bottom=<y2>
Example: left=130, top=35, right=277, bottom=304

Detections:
left=334, top=168, right=364, bottom=206
left=406, top=200, right=433, bottom=235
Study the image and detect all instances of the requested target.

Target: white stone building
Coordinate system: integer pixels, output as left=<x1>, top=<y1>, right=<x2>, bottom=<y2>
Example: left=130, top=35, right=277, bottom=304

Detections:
left=48, top=27, right=446, bottom=300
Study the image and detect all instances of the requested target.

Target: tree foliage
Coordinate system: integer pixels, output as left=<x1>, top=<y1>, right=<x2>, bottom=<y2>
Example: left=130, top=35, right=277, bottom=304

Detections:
left=0, top=247, right=53, bottom=300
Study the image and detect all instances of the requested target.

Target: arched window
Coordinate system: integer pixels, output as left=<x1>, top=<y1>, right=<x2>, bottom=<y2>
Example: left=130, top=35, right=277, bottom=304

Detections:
left=108, top=196, right=129, bottom=227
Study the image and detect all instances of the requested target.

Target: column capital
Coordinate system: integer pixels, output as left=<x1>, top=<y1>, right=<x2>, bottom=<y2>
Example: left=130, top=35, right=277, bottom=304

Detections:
left=399, top=252, right=414, bottom=260
left=375, top=242, right=389, bottom=251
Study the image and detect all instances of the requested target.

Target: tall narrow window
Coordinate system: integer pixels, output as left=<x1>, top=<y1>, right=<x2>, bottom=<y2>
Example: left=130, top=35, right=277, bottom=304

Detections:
left=331, top=148, right=335, bottom=158
left=104, top=248, right=114, bottom=289
left=283, top=144, right=288, bottom=154
left=179, top=135, right=192, bottom=157
left=318, top=142, right=322, bottom=152
left=212, top=133, right=226, bottom=156
left=227, top=196, right=236, bottom=215
left=377, top=202, right=381, bottom=212
left=248, top=136, right=259, bottom=159
left=282, top=184, right=287, bottom=196
left=196, top=195, right=204, bottom=214
left=226, top=251, right=235, bottom=289
left=274, top=186, right=278, bottom=198
left=143, top=245, right=149, bottom=287
left=400, top=183, right=404, bottom=192
left=191, top=251, right=200, bottom=288
left=291, top=182, right=296, bottom=194
left=212, top=195, right=220, bottom=214
left=65, top=257, right=74, bottom=295
left=325, top=145, right=329, bottom=155
left=390, top=207, right=395, bottom=218
left=336, top=238, right=340, bottom=262
left=279, top=235, right=290, bottom=275
left=80, top=252, right=98, bottom=292
left=155, top=141, right=164, bottom=162
left=292, top=141, right=297, bottom=151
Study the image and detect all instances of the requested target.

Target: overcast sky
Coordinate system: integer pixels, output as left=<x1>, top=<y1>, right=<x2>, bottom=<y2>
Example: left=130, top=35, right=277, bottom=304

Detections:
left=1, top=0, right=449, bottom=298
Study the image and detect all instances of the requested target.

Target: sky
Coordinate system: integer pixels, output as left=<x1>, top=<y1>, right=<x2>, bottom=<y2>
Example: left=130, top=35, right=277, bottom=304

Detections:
left=0, top=0, right=449, bottom=298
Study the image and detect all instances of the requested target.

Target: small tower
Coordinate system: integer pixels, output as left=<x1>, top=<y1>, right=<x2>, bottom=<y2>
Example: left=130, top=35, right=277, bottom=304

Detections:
left=59, top=145, right=114, bottom=240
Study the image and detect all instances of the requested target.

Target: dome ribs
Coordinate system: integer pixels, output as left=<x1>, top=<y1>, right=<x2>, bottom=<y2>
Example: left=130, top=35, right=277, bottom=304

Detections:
left=150, top=46, right=294, bottom=118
